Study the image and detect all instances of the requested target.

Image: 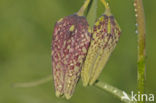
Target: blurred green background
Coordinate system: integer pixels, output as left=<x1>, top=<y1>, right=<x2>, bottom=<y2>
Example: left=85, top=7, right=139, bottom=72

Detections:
left=0, top=0, right=155, bottom=103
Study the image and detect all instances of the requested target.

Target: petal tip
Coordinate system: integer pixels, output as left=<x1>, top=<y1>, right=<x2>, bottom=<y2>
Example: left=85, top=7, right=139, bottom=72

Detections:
left=55, top=91, right=63, bottom=98
left=65, top=93, right=72, bottom=100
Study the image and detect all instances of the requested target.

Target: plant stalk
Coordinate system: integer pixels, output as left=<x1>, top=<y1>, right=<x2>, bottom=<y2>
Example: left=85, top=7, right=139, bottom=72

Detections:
left=12, top=75, right=52, bottom=88
left=134, top=0, right=146, bottom=103
left=94, top=81, right=136, bottom=103
left=77, top=0, right=91, bottom=16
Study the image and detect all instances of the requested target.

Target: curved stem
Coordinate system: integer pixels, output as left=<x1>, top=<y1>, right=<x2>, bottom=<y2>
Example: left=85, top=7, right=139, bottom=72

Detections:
left=77, top=0, right=91, bottom=16
left=134, top=0, right=146, bottom=103
left=94, top=81, right=136, bottom=103
left=100, top=0, right=112, bottom=16
left=100, top=0, right=110, bottom=10
left=12, top=75, right=52, bottom=88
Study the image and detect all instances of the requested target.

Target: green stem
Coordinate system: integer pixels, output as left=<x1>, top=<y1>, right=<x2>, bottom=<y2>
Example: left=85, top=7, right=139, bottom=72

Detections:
left=94, top=81, right=136, bottom=103
left=77, top=0, right=91, bottom=16
left=101, top=0, right=110, bottom=10
left=134, top=0, right=146, bottom=103
left=12, top=75, right=52, bottom=88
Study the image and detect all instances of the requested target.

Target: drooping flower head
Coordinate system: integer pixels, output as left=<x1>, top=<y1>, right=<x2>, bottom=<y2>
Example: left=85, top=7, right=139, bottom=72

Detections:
left=52, top=0, right=91, bottom=99
left=81, top=0, right=121, bottom=86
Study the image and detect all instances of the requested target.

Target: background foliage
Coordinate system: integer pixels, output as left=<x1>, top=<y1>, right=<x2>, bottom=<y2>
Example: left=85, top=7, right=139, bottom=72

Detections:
left=0, top=0, right=155, bottom=103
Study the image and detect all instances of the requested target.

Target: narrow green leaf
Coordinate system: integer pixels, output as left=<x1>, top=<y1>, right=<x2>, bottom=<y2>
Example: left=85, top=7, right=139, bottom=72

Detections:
left=87, top=0, right=98, bottom=27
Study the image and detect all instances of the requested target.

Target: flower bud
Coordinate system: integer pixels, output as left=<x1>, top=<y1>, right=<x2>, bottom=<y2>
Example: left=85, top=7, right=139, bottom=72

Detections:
left=81, top=11, right=121, bottom=86
left=52, top=14, right=91, bottom=99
